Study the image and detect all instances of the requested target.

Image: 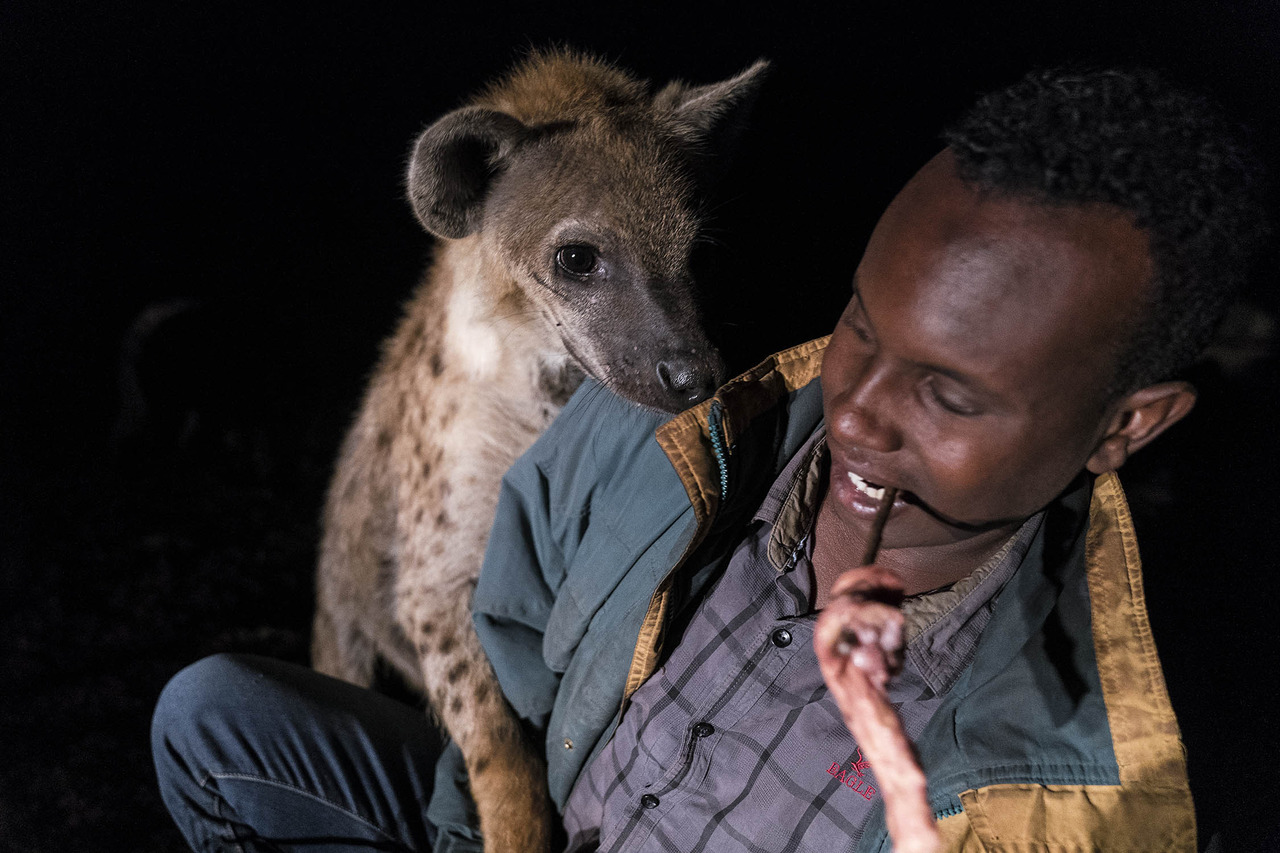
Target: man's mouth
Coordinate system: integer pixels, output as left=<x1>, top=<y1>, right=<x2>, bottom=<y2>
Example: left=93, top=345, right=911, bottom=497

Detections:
left=848, top=471, right=892, bottom=502
left=847, top=470, right=999, bottom=533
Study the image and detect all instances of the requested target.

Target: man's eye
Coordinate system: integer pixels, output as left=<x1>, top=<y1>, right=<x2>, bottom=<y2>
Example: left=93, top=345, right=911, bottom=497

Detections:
left=555, top=244, right=600, bottom=278
left=925, top=379, right=980, bottom=417
left=840, top=303, right=874, bottom=344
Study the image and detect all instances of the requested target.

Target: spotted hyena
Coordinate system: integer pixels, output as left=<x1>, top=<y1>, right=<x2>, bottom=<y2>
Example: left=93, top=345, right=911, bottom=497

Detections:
left=312, top=49, right=768, bottom=852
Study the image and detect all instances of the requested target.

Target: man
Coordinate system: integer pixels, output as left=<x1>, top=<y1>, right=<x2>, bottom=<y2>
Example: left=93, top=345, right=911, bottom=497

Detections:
left=153, top=67, right=1266, bottom=852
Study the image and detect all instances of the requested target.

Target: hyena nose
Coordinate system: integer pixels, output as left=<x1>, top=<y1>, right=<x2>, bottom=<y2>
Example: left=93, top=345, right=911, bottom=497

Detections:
left=657, top=358, right=717, bottom=406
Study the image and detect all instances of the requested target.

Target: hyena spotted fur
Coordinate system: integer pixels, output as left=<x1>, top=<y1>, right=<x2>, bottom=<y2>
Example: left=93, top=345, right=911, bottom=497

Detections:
left=312, top=50, right=768, bottom=852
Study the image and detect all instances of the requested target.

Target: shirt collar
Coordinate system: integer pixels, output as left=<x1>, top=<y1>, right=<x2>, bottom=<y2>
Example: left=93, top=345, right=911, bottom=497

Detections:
left=901, top=511, right=1043, bottom=694
left=754, top=426, right=827, bottom=572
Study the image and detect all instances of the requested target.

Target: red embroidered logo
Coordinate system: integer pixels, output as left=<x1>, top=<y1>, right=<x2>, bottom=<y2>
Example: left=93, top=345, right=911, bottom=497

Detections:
left=827, top=747, right=877, bottom=800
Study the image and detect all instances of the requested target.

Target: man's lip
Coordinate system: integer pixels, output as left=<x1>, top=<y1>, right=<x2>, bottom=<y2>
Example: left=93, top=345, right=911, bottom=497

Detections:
left=828, top=449, right=1007, bottom=534
left=828, top=459, right=910, bottom=513
left=837, top=464, right=996, bottom=533
left=830, top=455, right=902, bottom=498
left=846, top=471, right=904, bottom=503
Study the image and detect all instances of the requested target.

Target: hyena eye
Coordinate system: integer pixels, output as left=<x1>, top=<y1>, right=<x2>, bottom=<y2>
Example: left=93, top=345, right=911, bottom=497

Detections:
left=555, top=244, right=600, bottom=279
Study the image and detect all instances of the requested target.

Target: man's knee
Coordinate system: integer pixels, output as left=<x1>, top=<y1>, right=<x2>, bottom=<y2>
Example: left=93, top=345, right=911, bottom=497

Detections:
left=151, top=654, right=441, bottom=851
left=155, top=653, right=249, bottom=730
left=152, top=654, right=273, bottom=848
left=152, top=654, right=272, bottom=785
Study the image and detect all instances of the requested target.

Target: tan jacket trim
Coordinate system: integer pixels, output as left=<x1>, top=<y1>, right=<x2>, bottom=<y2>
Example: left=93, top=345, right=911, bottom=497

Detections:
left=623, top=582, right=671, bottom=701
left=952, top=782, right=1196, bottom=852
left=912, top=474, right=1196, bottom=852
left=706, top=336, right=829, bottom=450
left=622, top=338, right=830, bottom=702
left=649, top=336, right=831, bottom=537
left=935, top=809, right=984, bottom=852
left=1086, top=473, right=1192, bottom=792
left=928, top=470, right=1207, bottom=850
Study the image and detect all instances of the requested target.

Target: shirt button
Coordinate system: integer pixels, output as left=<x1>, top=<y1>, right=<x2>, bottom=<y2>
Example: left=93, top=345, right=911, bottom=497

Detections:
left=640, top=793, right=661, bottom=809
left=771, top=628, right=793, bottom=648
left=693, top=721, right=715, bottom=738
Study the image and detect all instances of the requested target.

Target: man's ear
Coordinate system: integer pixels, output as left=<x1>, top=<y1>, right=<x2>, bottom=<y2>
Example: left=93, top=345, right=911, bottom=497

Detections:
left=1086, top=381, right=1198, bottom=474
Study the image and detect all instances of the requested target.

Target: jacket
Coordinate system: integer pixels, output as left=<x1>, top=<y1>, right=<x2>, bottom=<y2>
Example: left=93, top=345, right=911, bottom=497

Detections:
left=429, top=338, right=1196, bottom=852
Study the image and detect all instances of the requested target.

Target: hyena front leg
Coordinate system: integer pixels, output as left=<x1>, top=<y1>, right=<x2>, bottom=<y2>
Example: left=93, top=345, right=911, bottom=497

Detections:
left=403, top=574, right=551, bottom=853
left=395, top=432, right=552, bottom=853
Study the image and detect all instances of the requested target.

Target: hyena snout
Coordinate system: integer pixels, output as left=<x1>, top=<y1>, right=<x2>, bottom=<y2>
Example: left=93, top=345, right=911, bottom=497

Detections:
left=656, top=354, right=722, bottom=407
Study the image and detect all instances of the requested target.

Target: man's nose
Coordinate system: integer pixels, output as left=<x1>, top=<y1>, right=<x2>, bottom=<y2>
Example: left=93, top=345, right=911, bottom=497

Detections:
left=829, top=367, right=902, bottom=454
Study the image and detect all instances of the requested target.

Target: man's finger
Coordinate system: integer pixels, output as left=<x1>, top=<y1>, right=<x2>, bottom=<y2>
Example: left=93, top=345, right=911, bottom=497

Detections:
left=829, top=564, right=905, bottom=602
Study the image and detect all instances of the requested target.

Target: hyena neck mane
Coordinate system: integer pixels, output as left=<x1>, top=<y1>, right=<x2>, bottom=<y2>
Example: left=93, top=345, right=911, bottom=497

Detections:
left=395, top=236, right=583, bottom=410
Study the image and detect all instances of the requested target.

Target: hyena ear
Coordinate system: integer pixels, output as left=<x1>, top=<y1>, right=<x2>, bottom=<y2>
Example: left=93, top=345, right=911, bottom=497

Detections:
left=657, top=59, right=770, bottom=183
left=406, top=106, right=528, bottom=239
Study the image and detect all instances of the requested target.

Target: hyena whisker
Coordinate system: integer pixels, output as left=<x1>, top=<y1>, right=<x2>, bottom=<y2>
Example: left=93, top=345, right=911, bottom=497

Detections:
left=696, top=191, right=748, bottom=221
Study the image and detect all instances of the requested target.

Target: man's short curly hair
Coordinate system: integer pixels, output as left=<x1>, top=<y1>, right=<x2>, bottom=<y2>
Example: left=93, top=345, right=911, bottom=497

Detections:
left=944, top=67, right=1269, bottom=393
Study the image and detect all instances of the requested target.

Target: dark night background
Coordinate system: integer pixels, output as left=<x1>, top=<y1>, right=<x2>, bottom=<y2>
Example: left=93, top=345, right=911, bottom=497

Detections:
left=3, top=2, right=1278, bottom=851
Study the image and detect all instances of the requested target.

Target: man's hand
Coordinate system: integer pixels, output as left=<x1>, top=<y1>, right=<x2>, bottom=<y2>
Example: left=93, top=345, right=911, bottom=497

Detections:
left=816, top=565, right=906, bottom=691
left=815, top=566, right=940, bottom=853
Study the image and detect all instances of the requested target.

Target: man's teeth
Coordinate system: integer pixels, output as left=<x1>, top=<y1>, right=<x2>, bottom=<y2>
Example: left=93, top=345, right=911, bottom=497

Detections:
left=848, top=471, right=887, bottom=501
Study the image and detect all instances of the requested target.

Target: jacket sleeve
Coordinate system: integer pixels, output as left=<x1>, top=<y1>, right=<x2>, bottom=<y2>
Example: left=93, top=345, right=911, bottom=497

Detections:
left=429, top=379, right=672, bottom=841
left=471, top=377, right=665, bottom=728
left=470, top=455, right=567, bottom=729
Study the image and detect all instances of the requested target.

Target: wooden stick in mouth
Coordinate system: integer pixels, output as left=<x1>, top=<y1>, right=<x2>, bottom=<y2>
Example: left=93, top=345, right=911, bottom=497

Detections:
left=859, top=487, right=899, bottom=566
left=843, top=485, right=940, bottom=852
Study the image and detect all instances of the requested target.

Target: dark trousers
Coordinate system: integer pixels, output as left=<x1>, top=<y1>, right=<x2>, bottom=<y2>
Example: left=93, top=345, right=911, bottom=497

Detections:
left=151, top=654, right=444, bottom=852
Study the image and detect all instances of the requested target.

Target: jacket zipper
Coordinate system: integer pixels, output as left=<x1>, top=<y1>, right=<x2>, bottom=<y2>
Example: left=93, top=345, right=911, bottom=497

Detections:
left=707, top=399, right=730, bottom=499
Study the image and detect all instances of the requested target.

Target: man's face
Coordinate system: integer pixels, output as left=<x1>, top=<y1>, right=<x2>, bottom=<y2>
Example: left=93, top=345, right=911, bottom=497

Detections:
left=821, top=150, right=1153, bottom=552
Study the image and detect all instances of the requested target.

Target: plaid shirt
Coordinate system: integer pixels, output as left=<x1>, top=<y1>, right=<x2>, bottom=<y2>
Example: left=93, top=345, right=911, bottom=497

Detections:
left=562, top=429, right=1042, bottom=853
